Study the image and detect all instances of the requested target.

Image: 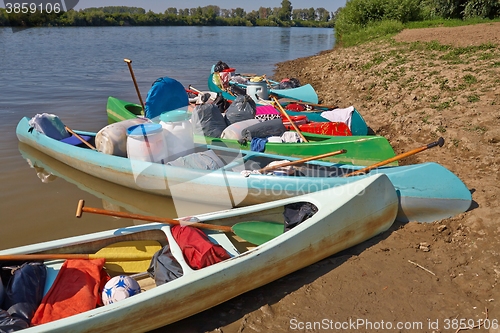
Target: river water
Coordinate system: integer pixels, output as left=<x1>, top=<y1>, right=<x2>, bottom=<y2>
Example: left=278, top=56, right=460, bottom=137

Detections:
left=0, top=25, right=334, bottom=331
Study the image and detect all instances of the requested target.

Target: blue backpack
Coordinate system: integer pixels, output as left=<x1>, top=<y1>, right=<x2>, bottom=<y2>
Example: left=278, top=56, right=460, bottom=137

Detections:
left=144, top=77, right=189, bottom=119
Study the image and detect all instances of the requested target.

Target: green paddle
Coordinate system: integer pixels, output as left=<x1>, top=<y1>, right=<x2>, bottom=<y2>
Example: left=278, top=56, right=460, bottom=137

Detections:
left=231, top=221, right=284, bottom=245
left=0, top=240, right=162, bottom=273
left=76, top=200, right=284, bottom=246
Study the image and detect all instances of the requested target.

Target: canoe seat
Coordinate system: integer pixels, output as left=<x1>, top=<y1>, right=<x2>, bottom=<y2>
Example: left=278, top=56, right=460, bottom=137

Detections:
left=60, top=134, right=92, bottom=147
left=206, top=231, right=240, bottom=257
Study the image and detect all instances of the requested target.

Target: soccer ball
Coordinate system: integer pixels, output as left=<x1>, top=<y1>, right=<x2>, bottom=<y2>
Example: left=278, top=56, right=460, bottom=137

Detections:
left=102, top=275, right=141, bottom=305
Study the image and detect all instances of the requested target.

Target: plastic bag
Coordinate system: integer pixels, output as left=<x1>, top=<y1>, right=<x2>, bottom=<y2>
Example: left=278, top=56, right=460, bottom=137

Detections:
left=283, top=202, right=318, bottom=231
left=0, top=309, right=29, bottom=332
left=191, top=104, right=227, bottom=138
left=28, top=113, right=70, bottom=140
left=224, top=95, right=256, bottom=126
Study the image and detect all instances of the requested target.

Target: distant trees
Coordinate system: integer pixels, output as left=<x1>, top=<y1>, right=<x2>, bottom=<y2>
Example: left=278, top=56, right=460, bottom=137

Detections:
left=333, top=0, right=500, bottom=45
left=0, top=2, right=335, bottom=28
left=334, top=0, right=500, bottom=31
left=278, top=0, right=293, bottom=21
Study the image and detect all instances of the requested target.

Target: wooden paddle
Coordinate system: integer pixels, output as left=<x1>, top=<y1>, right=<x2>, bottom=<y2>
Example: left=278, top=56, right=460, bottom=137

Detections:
left=124, top=58, right=145, bottom=110
left=188, top=85, right=202, bottom=94
left=344, top=137, right=445, bottom=177
left=0, top=240, right=162, bottom=273
left=64, top=126, right=97, bottom=150
left=76, top=200, right=283, bottom=246
left=271, top=96, right=309, bottom=143
left=257, top=149, right=347, bottom=174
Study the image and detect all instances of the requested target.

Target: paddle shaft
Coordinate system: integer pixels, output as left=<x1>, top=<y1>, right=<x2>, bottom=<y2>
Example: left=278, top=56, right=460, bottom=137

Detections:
left=124, top=58, right=145, bottom=109
left=344, top=137, right=445, bottom=177
left=271, top=96, right=308, bottom=143
left=76, top=200, right=232, bottom=233
left=64, top=126, right=97, bottom=150
left=258, top=149, right=347, bottom=173
left=188, top=85, right=202, bottom=94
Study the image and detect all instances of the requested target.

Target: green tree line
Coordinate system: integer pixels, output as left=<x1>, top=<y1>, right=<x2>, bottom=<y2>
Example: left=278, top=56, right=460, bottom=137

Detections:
left=334, top=0, right=500, bottom=45
left=0, top=1, right=335, bottom=28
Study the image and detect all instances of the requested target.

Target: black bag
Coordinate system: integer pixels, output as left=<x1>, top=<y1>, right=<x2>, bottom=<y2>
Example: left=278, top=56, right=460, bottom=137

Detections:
left=147, top=245, right=183, bottom=286
left=212, top=92, right=231, bottom=113
left=224, top=95, right=256, bottom=126
left=214, top=61, right=229, bottom=73
left=191, top=104, right=228, bottom=138
left=230, top=85, right=246, bottom=96
left=278, top=78, right=301, bottom=89
left=239, top=118, right=286, bottom=144
left=283, top=202, right=318, bottom=231
left=0, top=309, right=29, bottom=332
left=2, top=262, right=46, bottom=325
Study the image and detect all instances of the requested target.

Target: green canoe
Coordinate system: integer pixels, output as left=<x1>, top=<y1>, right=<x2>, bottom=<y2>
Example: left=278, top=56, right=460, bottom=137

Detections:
left=106, top=96, right=397, bottom=166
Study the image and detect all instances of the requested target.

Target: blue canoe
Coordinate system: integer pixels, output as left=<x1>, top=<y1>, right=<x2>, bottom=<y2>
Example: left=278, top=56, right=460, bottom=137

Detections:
left=207, top=73, right=368, bottom=136
left=209, top=69, right=319, bottom=104
left=16, top=116, right=472, bottom=223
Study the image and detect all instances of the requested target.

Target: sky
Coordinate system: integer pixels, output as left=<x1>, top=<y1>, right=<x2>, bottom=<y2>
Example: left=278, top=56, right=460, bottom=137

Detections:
left=72, top=0, right=347, bottom=14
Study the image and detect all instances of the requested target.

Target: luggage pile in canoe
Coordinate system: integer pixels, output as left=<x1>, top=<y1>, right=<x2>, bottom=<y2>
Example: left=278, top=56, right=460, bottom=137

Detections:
left=16, top=115, right=471, bottom=223
left=0, top=174, right=399, bottom=332
left=106, top=96, right=391, bottom=166
left=108, top=72, right=369, bottom=134
left=210, top=60, right=319, bottom=104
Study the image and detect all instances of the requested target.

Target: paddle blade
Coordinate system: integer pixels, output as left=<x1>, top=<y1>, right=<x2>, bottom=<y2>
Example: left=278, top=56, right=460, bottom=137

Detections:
left=232, top=221, right=284, bottom=246
left=94, top=240, right=162, bottom=273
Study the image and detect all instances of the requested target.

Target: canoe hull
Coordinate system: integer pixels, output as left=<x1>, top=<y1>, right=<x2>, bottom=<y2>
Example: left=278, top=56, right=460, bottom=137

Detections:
left=16, top=117, right=472, bottom=223
left=1, top=174, right=398, bottom=332
left=208, top=72, right=319, bottom=104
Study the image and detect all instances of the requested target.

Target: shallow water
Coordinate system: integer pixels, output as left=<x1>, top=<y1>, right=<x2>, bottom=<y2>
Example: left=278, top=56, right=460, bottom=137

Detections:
left=0, top=25, right=334, bottom=248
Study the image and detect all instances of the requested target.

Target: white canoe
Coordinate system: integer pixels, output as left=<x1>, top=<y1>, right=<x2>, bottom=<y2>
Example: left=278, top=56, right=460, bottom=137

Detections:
left=0, top=174, right=398, bottom=332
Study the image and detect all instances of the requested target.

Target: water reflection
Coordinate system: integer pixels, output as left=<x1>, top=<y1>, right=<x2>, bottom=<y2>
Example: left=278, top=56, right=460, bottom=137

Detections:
left=18, top=143, right=226, bottom=224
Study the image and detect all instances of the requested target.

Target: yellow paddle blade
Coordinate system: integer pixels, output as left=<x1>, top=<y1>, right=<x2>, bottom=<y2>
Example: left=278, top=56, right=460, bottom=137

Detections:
left=93, top=240, right=162, bottom=273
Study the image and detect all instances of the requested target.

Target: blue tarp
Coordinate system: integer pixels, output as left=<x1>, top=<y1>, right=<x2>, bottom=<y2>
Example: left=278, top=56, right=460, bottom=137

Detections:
left=145, top=77, right=189, bottom=119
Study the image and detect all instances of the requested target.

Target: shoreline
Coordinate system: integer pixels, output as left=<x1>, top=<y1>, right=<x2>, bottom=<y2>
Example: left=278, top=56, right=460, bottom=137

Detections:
left=194, top=23, right=500, bottom=332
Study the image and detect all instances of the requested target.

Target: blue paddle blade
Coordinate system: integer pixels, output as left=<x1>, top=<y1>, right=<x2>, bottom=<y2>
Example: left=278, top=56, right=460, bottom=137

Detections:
left=232, top=221, right=284, bottom=245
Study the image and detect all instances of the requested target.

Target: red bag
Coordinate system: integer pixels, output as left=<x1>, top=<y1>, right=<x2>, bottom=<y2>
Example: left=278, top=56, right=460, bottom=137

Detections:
left=285, top=103, right=306, bottom=111
left=31, top=259, right=109, bottom=326
left=171, top=225, right=231, bottom=270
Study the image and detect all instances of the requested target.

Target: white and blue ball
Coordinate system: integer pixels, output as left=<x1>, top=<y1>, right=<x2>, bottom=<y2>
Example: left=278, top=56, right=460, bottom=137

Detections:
left=102, top=275, right=141, bottom=305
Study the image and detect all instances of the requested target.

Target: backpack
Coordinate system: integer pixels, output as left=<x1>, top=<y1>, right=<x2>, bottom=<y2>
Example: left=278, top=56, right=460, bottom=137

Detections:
left=144, top=77, right=189, bottom=119
left=2, top=262, right=47, bottom=326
